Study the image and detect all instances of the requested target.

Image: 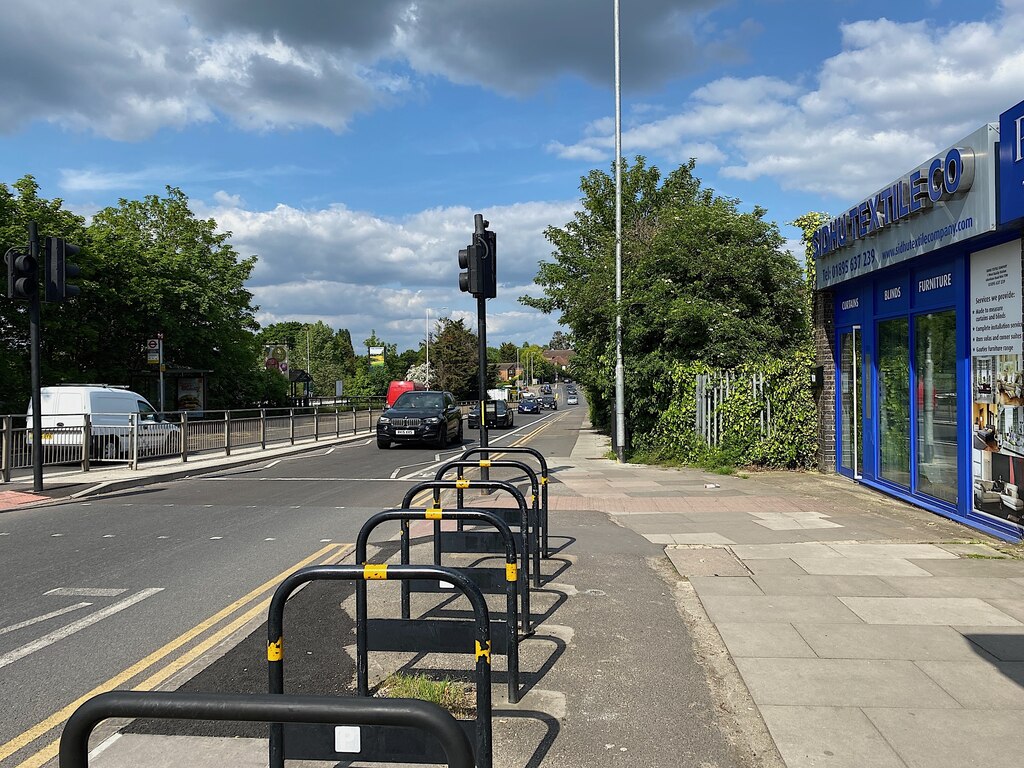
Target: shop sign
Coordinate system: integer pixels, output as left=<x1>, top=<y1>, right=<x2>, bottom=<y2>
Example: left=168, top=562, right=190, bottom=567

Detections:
left=998, top=98, right=1024, bottom=226
left=816, top=124, right=997, bottom=289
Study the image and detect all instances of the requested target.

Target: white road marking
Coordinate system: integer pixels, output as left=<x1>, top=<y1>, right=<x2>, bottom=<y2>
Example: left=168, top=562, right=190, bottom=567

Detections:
left=0, top=603, right=93, bottom=636
left=46, top=587, right=127, bottom=597
left=325, top=447, right=336, bottom=455
left=264, top=460, right=281, bottom=469
left=320, top=539, right=332, bottom=542
left=157, top=535, right=169, bottom=539
left=210, top=536, right=223, bottom=540
left=50, top=534, right=64, bottom=537
left=0, top=588, right=164, bottom=669
left=102, top=534, right=115, bottom=538
left=265, top=537, right=276, bottom=541
left=0, top=532, right=9, bottom=536
left=88, top=733, right=121, bottom=761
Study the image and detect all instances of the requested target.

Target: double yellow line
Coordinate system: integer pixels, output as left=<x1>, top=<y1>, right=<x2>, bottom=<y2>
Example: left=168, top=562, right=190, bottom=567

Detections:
left=2, top=541, right=350, bottom=768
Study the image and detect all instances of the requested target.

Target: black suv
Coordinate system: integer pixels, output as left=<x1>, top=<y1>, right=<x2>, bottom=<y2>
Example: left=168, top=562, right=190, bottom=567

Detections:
left=376, top=390, right=463, bottom=449
left=539, top=394, right=558, bottom=410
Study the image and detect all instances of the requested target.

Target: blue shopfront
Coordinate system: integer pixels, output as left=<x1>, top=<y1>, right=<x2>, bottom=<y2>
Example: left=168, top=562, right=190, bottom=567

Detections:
left=814, top=103, right=1024, bottom=542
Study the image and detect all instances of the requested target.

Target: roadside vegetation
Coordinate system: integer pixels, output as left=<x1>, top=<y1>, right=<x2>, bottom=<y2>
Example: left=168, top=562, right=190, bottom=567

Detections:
left=522, top=157, right=822, bottom=470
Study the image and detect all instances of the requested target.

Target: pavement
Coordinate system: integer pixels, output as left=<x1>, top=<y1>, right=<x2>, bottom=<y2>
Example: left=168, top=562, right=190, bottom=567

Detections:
left=10, top=421, right=1024, bottom=768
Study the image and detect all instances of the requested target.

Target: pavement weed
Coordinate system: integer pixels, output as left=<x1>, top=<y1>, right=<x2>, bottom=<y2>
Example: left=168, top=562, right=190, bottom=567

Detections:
left=374, top=672, right=474, bottom=717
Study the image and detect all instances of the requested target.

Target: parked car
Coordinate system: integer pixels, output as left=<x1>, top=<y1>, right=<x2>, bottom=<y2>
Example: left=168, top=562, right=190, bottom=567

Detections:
left=376, top=390, right=462, bottom=449
left=567, top=394, right=578, bottom=405
left=517, top=398, right=540, bottom=414
left=27, top=385, right=179, bottom=460
left=539, top=394, right=558, bottom=410
left=468, top=399, right=514, bottom=429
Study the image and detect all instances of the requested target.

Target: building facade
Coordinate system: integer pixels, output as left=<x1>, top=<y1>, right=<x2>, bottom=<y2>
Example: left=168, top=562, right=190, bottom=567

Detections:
left=812, top=100, right=1024, bottom=542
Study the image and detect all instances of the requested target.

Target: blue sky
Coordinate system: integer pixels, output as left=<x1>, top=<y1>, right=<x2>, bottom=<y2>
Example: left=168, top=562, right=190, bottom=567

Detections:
left=2, top=0, right=1022, bottom=354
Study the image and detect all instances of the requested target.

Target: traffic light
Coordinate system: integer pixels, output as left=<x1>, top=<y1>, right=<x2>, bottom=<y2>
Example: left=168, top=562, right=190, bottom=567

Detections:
left=478, top=229, right=497, bottom=299
left=458, top=241, right=480, bottom=295
left=5, top=248, right=37, bottom=300
left=45, top=237, right=82, bottom=302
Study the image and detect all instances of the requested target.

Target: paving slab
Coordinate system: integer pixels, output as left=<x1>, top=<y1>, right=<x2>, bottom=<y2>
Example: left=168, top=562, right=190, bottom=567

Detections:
left=664, top=545, right=750, bottom=577
left=752, top=575, right=903, bottom=597
left=731, top=543, right=845, bottom=560
left=743, top=558, right=808, bottom=576
left=839, top=596, right=1023, bottom=626
left=794, top=623, right=995, bottom=661
left=792, top=556, right=934, bottom=577
left=908, top=558, right=1024, bottom=577
left=826, top=543, right=959, bottom=559
left=754, top=518, right=844, bottom=531
left=864, top=708, right=1023, bottom=768
left=698, top=595, right=864, bottom=625
left=733, top=658, right=961, bottom=708
left=914, top=659, right=1024, bottom=708
left=715, top=622, right=817, bottom=659
left=983, top=598, right=1024, bottom=622
left=953, top=626, right=1024, bottom=661
left=880, top=575, right=1024, bottom=598
left=670, top=532, right=739, bottom=545
left=92, top=734, right=264, bottom=768
left=937, top=542, right=1010, bottom=558
left=758, top=706, right=905, bottom=768
left=688, top=576, right=764, bottom=596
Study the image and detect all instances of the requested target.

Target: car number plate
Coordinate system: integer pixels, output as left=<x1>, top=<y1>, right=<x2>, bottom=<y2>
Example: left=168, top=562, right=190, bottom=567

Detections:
left=396, top=429, right=415, bottom=435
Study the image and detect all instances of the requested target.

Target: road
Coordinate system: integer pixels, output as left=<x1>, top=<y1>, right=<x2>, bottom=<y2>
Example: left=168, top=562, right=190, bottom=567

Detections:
left=0, top=400, right=582, bottom=768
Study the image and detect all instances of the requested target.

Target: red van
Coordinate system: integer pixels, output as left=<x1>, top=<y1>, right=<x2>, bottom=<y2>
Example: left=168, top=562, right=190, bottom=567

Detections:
left=386, top=380, right=426, bottom=408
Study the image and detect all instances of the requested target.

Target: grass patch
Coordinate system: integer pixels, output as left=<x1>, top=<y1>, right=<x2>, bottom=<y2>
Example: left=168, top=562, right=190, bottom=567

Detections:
left=961, top=553, right=1008, bottom=560
left=374, top=673, right=474, bottom=718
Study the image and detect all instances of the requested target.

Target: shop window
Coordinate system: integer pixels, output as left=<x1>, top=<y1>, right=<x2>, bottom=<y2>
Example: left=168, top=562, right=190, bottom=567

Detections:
left=878, top=318, right=911, bottom=487
left=915, top=311, right=958, bottom=503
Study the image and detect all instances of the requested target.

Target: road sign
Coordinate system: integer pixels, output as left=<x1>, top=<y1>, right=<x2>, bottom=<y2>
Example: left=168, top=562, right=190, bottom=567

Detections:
left=147, top=339, right=159, bottom=350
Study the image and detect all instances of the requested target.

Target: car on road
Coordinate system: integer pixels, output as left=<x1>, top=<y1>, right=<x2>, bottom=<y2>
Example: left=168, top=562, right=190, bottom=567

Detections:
left=539, top=394, right=558, bottom=410
left=567, top=394, right=578, bottom=405
left=517, top=398, right=540, bottom=414
left=468, top=400, right=514, bottom=429
left=541, top=384, right=552, bottom=394
left=376, top=390, right=462, bottom=449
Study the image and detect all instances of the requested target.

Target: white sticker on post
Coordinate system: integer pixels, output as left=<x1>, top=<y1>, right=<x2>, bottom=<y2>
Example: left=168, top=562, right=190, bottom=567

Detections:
left=439, top=580, right=455, bottom=589
left=334, top=725, right=361, bottom=753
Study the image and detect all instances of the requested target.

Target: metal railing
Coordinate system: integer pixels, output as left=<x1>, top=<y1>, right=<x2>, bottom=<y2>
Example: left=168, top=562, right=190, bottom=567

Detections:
left=696, top=370, right=772, bottom=448
left=1, top=401, right=385, bottom=480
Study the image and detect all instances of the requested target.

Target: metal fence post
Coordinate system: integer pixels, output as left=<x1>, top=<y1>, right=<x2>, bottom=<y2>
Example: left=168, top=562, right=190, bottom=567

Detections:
left=81, top=414, right=91, bottom=472
left=130, top=413, right=139, bottom=471
left=352, top=406, right=356, bottom=435
left=335, top=407, right=340, bottom=437
left=368, top=405, right=373, bottom=432
left=2, top=415, right=10, bottom=483
left=224, top=410, right=232, bottom=456
left=260, top=409, right=266, bottom=450
left=181, top=411, right=189, bottom=463
left=314, top=406, right=319, bottom=442
left=289, top=408, right=295, bottom=445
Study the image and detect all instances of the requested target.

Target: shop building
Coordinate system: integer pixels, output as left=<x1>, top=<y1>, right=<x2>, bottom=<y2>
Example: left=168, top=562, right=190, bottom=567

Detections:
left=812, top=99, right=1024, bottom=542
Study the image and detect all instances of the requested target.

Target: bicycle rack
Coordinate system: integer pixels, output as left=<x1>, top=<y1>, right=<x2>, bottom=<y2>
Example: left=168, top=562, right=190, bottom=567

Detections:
left=357, top=507, right=522, bottom=698
left=459, top=446, right=551, bottom=557
left=267, top=563, right=493, bottom=768
left=59, top=690, right=474, bottom=768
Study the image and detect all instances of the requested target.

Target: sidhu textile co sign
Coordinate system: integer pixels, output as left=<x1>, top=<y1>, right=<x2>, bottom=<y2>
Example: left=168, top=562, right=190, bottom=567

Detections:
left=814, top=123, right=997, bottom=289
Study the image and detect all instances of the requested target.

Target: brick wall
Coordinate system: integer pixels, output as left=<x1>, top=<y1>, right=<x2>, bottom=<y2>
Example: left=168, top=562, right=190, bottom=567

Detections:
left=813, top=289, right=836, bottom=472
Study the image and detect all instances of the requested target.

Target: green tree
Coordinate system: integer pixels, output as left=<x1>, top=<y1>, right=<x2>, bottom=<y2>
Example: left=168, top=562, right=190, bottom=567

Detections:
left=431, top=318, right=480, bottom=399
left=522, top=157, right=809, bottom=437
left=548, top=330, right=572, bottom=349
left=0, top=176, right=89, bottom=412
left=498, top=342, right=519, bottom=362
left=85, top=187, right=260, bottom=408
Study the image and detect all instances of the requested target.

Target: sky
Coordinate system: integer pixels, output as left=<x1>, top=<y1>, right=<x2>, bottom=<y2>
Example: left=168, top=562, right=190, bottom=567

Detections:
left=2, top=0, right=1023, bottom=356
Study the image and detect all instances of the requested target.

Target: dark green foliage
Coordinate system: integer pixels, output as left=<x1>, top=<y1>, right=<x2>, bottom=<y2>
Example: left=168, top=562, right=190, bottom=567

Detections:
left=522, top=157, right=814, bottom=467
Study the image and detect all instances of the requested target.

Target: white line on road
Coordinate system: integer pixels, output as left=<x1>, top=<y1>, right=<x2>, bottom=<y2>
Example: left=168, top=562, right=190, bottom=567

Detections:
left=0, top=588, right=164, bottom=669
left=325, top=447, right=336, bottom=455
left=0, top=603, right=93, bottom=636
left=45, top=588, right=127, bottom=597
left=263, top=460, right=281, bottom=469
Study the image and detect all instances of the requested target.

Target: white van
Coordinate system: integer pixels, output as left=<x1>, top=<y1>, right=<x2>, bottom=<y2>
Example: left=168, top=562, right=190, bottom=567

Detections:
left=27, top=385, right=180, bottom=460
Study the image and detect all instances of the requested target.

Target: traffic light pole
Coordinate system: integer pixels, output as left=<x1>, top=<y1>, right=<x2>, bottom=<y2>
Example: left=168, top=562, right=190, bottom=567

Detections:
left=28, top=223, right=43, bottom=492
left=477, top=294, right=489, bottom=485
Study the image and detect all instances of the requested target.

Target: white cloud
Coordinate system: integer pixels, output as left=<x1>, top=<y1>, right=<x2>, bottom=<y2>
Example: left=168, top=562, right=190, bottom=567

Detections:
left=549, top=4, right=1024, bottom=200
left=201, top=196, right=576, bottom=352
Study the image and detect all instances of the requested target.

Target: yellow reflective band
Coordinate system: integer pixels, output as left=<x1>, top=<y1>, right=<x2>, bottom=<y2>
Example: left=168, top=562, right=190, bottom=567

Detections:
left=475, top=640, right=492, bottom=663
left=540, top=476, right=548, bottom=485
left=456, top=478, right=470, bottom=489
left=532, top=494, right=537, bottom=504
left=267, top=638, right=283, bottom=662
left=506, top=563, right=518, bottom=582
left=426, top=508, right=443, bottom=519
left=364, top=564, right=389, bottom=580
